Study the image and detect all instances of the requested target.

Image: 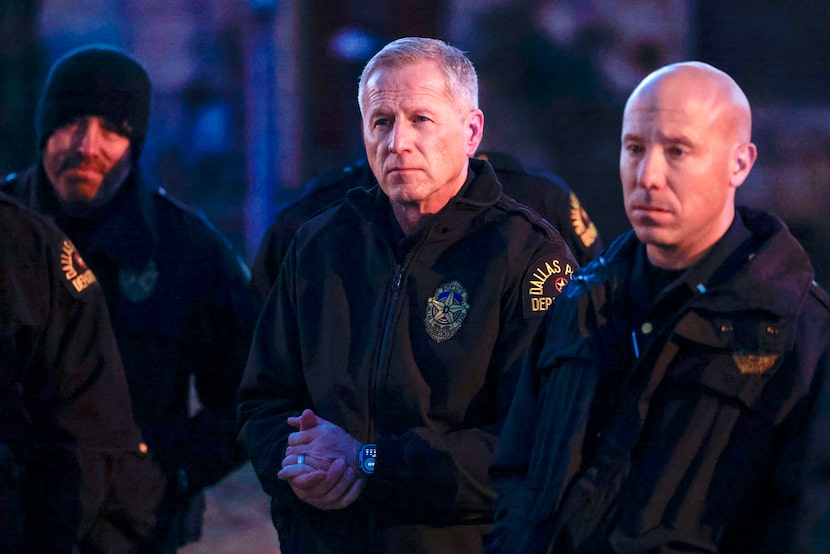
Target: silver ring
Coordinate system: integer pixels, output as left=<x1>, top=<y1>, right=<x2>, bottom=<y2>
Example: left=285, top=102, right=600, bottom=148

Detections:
left=297, top=454, right=305, bottom=465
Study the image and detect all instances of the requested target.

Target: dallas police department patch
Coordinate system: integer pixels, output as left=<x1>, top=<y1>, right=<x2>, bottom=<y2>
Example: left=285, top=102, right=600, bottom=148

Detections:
left=523, top=255, right=575, bottom=318
left=425, top=280, right=470, bottom=343
left=61, top=239, right=97, bottom=293
left=569, top=192, right=599, bottom=248
left=119, top=259, right=159, bottom=303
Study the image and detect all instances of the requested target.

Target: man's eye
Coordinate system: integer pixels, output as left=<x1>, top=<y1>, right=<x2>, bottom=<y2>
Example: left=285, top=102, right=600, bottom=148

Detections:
left=374, top=118, right=389, bottom=127
left=100, top=122, right=120, bottom=134
left=626, top=144, right=644, bottom=154
left=61, top=117, right=84, bottom=132
left=415, top=116, right=430, bottom=123
left=667, top=146, right=687, bottom=157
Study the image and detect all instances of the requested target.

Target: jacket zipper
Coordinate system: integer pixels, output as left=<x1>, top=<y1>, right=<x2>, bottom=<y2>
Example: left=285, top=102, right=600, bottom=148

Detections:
left=370, top=262, right=404, bottom=439
left=364, top=263, right=404, bottom=554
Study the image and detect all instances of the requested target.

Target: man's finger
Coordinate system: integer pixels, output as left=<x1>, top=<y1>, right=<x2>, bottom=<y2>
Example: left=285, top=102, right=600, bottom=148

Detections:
left=313, top=465, right=365, bottom=510
left=286, top=429, right=316, bottom=447
left=311, top=464, right=356, bottom=509
left=293, top=458, right=349, bottom=502
left=334, top=470, right=365, bottom=508
left=278, top=465, right=325, bottom=484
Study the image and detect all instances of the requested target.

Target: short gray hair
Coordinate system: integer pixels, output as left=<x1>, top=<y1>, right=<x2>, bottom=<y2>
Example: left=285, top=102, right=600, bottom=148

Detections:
left=358, top=37, right=479, bottom=115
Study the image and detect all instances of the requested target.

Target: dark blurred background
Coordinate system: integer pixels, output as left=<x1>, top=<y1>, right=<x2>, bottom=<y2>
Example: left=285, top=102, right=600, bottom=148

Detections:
left=2, top=2, right=828, bottom=550
left=2, top=0, right=829, bottom=283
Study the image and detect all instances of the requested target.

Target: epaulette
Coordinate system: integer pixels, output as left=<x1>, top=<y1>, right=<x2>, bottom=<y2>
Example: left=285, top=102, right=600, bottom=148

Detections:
left=495, top=192, right=558, bottom=238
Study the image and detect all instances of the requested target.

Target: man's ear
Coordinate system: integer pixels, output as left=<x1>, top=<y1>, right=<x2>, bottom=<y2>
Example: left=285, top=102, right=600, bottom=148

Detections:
left=465, top=109, right=484, bottom=157
left=730, top=141, right=757, bottom=189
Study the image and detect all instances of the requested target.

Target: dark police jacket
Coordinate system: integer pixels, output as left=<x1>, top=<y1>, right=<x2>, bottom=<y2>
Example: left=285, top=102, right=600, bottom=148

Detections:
left=2, top=165, right=258, bottom=542
left=238, top=158, right=579, bottom=553
left=488, top=207, right=830, bottom=553
left=250, top=151, right=601, bottom=303
left=0, top=192, right=145, bottom=551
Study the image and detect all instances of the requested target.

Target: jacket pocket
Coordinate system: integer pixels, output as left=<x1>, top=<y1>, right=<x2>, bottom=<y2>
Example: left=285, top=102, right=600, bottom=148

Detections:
left=669, top=310, right=799, bottom=424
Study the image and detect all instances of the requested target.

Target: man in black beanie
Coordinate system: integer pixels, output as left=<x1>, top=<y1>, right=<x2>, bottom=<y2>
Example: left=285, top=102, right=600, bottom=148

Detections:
left=2, top=44, right=259, bottom=552
left=34, top=45, right=151, bottom=215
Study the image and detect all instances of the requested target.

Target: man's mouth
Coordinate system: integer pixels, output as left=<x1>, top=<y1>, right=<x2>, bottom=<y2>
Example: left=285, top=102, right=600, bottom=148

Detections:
left=60, top=156, right=106, bottom=175
left=61, top=167, right=102, bottom=182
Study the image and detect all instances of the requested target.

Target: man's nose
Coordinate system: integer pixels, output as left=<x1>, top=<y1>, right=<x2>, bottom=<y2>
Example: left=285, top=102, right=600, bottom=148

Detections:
left=388, top=121, right=412, bottom=153
left=636, top=149, right=665, bottom=189
left=74, top=119, right=104, bottom=155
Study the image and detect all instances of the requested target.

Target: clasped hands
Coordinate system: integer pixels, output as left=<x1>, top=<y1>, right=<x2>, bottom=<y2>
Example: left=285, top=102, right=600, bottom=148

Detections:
left=279, top=408, right=365, bottom=510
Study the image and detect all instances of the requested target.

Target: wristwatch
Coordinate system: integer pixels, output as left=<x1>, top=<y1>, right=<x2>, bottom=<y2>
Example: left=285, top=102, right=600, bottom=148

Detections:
left=359, top=443, right=377, bottom=475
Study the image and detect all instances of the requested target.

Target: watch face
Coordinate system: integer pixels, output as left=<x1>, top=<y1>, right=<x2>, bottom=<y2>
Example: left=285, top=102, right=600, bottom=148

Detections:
left=361, top=444, right=377, bottom=474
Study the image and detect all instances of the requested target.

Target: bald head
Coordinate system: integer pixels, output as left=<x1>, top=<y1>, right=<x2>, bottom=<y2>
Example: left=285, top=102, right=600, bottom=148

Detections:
left=625, top=61, right=753, bottom=144
left=619, top=61, right=757, bottom=269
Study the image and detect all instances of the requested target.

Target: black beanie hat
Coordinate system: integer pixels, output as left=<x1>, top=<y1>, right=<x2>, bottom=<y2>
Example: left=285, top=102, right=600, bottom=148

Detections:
left=36, top=44, right=151, bottom=157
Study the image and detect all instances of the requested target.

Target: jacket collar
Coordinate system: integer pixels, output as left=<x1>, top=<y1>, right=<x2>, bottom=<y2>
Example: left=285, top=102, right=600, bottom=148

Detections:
left=598, top=207, right=815, bottom=319
left=346, top=157, right=503, bottom=255
left=709, top=206, right=815, bottom=316
left=28, top=163, right=158, bottom=269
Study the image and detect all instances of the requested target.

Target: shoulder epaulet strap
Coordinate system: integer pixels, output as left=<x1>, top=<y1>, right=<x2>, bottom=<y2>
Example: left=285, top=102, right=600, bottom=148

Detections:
left=495, top=192, right=558, bottom=236
left=156, top=187, right=249, bottom=279
left=156, top=187, right=232, bottom=244
left=305, top=158, right=375, bottom=193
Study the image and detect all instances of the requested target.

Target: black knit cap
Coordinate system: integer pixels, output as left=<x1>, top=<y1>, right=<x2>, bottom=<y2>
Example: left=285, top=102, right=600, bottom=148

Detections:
left=36, top=44, right=151, bottom=157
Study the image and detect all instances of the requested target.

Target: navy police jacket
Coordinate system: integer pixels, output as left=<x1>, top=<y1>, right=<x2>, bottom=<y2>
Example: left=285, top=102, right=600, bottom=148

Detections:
left=0, top=192, right=144, bottom=550
left=488, top=207, right=830, bottom=553
left=238, top=158, right=579, bottom=553
left=1, top=165, right=258, bottom=504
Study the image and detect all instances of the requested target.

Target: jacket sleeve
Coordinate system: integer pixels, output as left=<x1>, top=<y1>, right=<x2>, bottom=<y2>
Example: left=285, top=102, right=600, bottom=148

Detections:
left=485, top=287, right=599, bottom=553
left=249, top=218, right=287, bottom=307
left=746, top=289, right=830, bottom=553
left=236, top=241, right=309, bottom=507
left=795, top=321, right=830, bottom=553
left=29, top=235, right=148, bottom=549
left=176, top=233, right=259, bottom=493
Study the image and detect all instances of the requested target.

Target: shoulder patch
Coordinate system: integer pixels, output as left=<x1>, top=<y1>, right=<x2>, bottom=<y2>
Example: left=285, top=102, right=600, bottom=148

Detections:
left=425, top=280, right=470, bottom=343
left=569, top=192, right=599, bottom=248
left=523, top=256, right=575, bottom=318
left=61, top=239, right=98, bottom=294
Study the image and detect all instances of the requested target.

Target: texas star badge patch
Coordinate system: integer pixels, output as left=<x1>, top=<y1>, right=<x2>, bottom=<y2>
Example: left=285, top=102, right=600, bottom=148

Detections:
left=425, top=280, right=470, bottom=343
left=522, top=256, right=575, bottom=318
left=119, top=259, right=159, bottom=303
left=61, top=239, right=97, bottom=294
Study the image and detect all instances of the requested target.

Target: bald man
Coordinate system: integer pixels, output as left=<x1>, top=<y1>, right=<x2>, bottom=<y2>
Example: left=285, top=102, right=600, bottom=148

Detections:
left=485, top=62, right=830, bottom=553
